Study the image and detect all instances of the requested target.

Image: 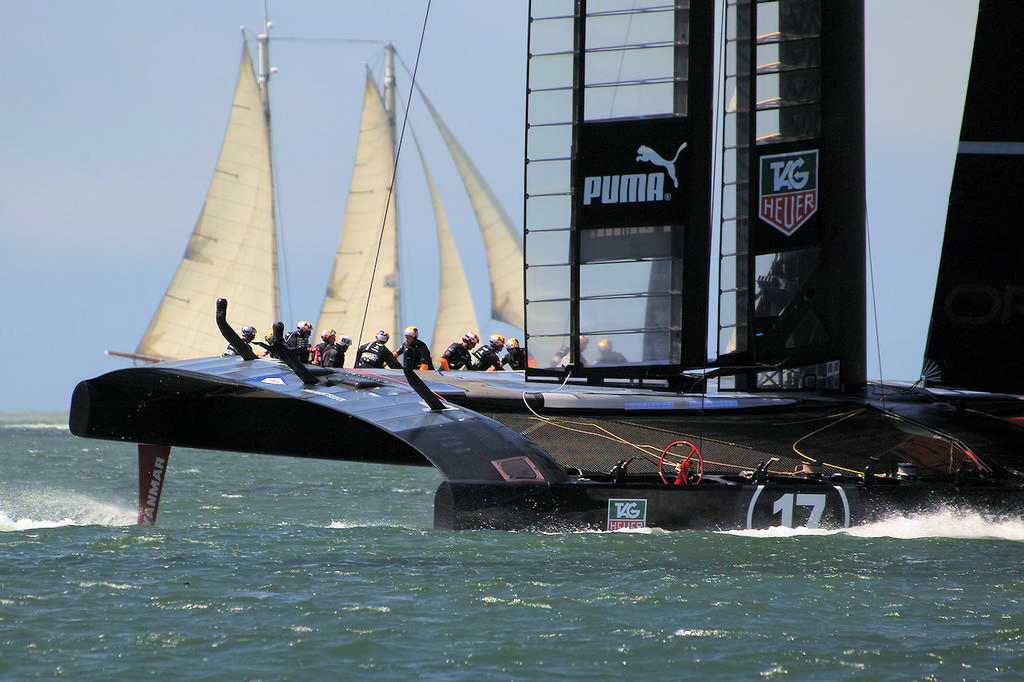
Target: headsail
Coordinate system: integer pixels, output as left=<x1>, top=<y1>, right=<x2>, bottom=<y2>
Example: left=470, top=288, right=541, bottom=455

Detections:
left=134, top=46, right=278, bottom=361
left=315, top=72, right=401, bottom=346
left=412, top=133, right=482, bottom=361
left=924, top=0, right=1024, bottom=394
left=417, top=89, right=525, bottom=331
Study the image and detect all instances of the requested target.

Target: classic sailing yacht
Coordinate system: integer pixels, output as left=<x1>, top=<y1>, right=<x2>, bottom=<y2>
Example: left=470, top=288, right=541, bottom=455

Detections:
left=112, top=32, right=523, bottom=364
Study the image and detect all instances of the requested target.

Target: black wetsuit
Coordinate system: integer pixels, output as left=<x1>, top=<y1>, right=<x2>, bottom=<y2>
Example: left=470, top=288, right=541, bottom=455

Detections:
left=501, top=347, right=527, bottom=370
left=595, top=350, right=628, bottom=365
left=472, top=345, right=504, bottom=371
left=441, top=342, right=474, bottom=370
left=222, top=341, right=253, bottom=357
left=320, top=343, right=348, bottom=368
left=354, top=340, right=401, bottom=369
left=284, top=331, right=312, bottom=363
left=309, top=341, right=331, bottom=366
left=396, top=338, right=434, bottom=370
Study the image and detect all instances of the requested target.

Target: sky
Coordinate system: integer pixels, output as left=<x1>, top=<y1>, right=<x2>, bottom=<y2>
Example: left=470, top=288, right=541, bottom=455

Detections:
left=2, top=1, right=978, bottom=412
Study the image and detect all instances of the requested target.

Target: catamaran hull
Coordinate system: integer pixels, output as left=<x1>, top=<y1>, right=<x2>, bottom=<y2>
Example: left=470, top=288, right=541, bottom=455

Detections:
left=68, top=356, right=1024, bottom=530
left=435, top=480, right=1024, bottom=531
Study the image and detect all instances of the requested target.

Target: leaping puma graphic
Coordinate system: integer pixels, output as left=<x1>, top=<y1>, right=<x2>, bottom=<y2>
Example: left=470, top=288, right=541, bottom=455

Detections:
left=636, top=142, right=687, bottom=188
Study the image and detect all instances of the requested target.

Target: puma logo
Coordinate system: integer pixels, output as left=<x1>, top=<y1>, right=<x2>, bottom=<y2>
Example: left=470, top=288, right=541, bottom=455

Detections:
left=636, top=142, right=687, bottom=188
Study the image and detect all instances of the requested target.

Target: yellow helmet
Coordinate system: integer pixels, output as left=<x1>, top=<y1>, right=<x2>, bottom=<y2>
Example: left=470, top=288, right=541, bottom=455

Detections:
left=297, top=320, right=312, bottom=333
left=404, top=326, right=418, bottom=338
left=321, top=328, right=337, bottom=341
left=489, top=333, right=505, bottom=349
left=597, top=338, right=612, bottom=353
left=505, top=337, right=519, bottom=349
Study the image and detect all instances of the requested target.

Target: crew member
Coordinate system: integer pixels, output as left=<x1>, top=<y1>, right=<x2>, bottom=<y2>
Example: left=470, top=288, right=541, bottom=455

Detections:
left=551, top=335, right=588, bottom=367
left=354, top=330, right=401, bottom=369
left=395, top=326, right=433, bottom=370
left=500, top=337, right=527, bottom=370
left=594, top=338, right=628, bottom=365
left=310, top=329, right=337, bottom=366
left=285, top=320, right=313, bottom=363
left=320, top=334, right=352, bottom=368
left=439, top=331, right=478, bottom=370
left=472, top=333, right=505, bottom=371
left=222, top=325, right=257, bottom=356
left=254, top=328, right=276, bottom=357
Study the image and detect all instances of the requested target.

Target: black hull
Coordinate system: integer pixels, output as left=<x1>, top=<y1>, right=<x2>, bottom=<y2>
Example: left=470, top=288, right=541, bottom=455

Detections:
left=436, top=477, right=1024, bottom=532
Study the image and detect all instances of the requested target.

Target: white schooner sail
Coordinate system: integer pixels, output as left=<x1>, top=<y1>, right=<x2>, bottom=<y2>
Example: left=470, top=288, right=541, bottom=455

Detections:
left=315, top=71, right=402, bottom=349
left=124, top=46, right=279, bottom=362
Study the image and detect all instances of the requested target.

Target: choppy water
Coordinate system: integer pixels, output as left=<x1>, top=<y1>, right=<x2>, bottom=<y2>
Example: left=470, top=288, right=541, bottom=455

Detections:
left=3, top=412, right=1024, bottom=680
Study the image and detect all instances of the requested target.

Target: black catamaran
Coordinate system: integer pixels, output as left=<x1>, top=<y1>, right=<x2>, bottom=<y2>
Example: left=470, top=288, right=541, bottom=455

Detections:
left=71, top=0, right=1024, bottom=531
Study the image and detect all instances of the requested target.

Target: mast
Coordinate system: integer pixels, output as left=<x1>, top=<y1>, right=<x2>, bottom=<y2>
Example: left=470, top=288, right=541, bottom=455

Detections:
left=384, top=42, right=403, bottom=328
left=257, top=22, right=282, bottom=325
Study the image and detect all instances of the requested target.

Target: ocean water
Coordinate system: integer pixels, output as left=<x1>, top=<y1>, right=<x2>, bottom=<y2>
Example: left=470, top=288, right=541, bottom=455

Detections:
left=3, top=412, right=1024, bottom=681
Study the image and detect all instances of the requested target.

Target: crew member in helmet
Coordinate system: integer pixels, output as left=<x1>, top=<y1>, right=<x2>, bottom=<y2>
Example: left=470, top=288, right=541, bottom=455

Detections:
left=310, top=329, right=337, bottom=366
left=500, top=337, right=527, bottom=370
left=254, top=328, right=276, bottom=357
left=551, top=335, right=589, bottom=367
left=472, top=333, right=506, bottom=371
left=439, top=331, right=479, bottom=371
left=223, top=325, right=258, bottom=357
left=354, top=330, right=401, bottom=369
left=320, top=333, right=352, bottom=368
left=285, top=320, right=314, bottom=363
left=395, top=326, right=433, bottom=370
left=595, top=338, right=628, bottom=365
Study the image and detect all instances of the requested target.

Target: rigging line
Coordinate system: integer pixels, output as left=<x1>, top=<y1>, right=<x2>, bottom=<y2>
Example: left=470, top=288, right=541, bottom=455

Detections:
left=865, top=210, right=885, bottom=402
left=790, top=408, right=868, bottom=474
left=520, top=367, right=575, bottom=419
left=271, top=37, right=386, bottom=45
left=356, top=1, right=433, bottom=346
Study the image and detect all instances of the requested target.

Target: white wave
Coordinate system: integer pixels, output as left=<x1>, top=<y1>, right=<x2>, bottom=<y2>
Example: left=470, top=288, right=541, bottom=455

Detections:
left=0, top=422, right=68, bottom=430
left=0, top=491, right=135, bottom=531
left=846, top=509, right=1024, bottom=541
left=722, top=509, right=1024, bottom=541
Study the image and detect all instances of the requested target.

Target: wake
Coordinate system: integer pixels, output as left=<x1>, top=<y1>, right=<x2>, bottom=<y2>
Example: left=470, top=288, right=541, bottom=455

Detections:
left=725, top=508, right=1024, bottom=541
left=0, top=489, right=135, bottom=531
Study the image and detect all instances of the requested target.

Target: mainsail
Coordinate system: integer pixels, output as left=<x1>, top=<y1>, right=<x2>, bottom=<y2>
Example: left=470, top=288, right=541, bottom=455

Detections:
left=316, top=43, right=523, bottom=359
left=132, top=46, right=279, bottom=361
left=413, top=133, right=482, bottom=360
left=923, top=0, right=1024, bottom=393
left=315, top=71, right=401, bottom=346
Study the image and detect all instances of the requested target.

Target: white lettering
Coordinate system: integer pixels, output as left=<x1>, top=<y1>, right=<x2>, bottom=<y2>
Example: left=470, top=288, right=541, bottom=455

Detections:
left=614, top=501, right=641, bottom=519
left=582, top=173, right=666, bottom=206
left=583, top=176, right=602, bottom=206
left=770, top=158, right=809, bottom=191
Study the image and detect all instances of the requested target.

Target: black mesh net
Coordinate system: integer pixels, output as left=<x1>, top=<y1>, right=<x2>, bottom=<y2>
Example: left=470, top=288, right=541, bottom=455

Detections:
left=480, top=405, right=976, bottom=480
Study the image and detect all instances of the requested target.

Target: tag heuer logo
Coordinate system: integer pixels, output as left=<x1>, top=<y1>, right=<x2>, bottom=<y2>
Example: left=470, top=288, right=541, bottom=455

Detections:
left=607, top=498, right=647, bottom=530
left=759, top=150, right=818, bottom=235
